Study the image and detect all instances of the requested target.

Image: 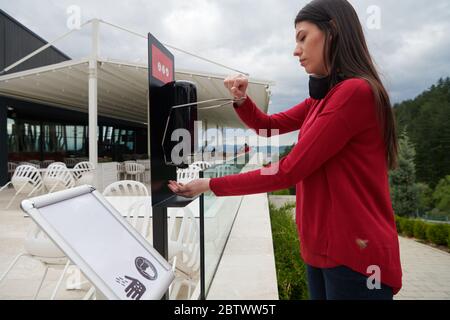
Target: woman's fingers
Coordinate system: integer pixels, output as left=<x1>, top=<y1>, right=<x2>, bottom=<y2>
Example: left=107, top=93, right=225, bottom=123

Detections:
left=232, top=77, right=244, bottom=91
left=167, top=183, right=178, bottom=193
left=168, top=180, right=183, bottom=187
left=224, top=76, right=234, bottom=91
left=224, top=74, right=248, bottom=98
left=168, top=178, right=210, bottom=198
left=168, top=180, right=182, bottom=193
left=168, top=180, right=193, bottom=197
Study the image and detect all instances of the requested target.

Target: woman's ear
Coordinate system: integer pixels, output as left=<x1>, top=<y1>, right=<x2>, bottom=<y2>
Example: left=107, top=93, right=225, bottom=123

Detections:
left=329, top=19, right=337, bottom=29
left=329, top=19, right=337, bottom=39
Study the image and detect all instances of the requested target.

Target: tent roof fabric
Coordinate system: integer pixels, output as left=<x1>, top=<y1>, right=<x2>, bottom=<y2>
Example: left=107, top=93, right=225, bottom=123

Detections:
left=0, top=58, right=273, bottom=128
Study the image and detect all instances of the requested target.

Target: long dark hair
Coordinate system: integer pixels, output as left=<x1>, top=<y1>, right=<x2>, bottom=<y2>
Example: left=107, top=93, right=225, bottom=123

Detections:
left=295, top=0, right=398, bottom=170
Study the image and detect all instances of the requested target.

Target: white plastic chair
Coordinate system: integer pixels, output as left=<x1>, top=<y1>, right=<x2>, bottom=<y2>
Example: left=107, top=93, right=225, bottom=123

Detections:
left=215, top=164, right=235, bottom=177
left=136, top=160, right=151, bottom=184
left=136, top=159, right=150, bottom=170
left=49, top=162, right=66, bottom=167
left=1, top=166, right=70, bottom=299
left=1, top=217, right=98, bottom=300
left=7, top=162, right=17, bottom=180
left=169, top=272, right=199, bottom=300
left=29, top=160, right=42, bottom=168
left=177, top=166, right=201, bottom=184
left=19, top=161, right=40, bottom=169
left=43, top=163, right=75, bottom=193
left=124, top=199, right=153, bottom=241
left=189, top=164, right=202, bottom=171
left=42, top=160, right=55, bottom=168
left=102, top=181, right=150, bottom=238
left=116, top=162, right=125, bottom=180
left=0, top=165, right=44, bottom=209
left=0, top=221, right=69, bottom=300
left=73, top=161, right=95, bottom=186
left=190, top=161, right=211, bottom=171
left=168, top=207, right=200, bottom=275
left=63, top=158, right=77, bottom=168
left=124, top=161, right=145, bottom=182
left=167, top=206, right=200, bottom=299
left=103, top=180, right=149, bottom=196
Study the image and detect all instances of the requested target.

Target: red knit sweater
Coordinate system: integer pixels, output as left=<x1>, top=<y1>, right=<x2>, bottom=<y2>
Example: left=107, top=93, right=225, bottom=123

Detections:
left=209, top=78, right=402, bottom=294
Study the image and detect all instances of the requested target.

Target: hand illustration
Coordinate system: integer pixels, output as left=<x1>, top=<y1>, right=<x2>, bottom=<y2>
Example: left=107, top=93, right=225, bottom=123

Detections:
left=124, top=275, right=146, bottom=300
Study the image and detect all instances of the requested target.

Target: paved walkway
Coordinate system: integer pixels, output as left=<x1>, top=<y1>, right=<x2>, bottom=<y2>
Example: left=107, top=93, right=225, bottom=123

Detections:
left=207, top=193, right=278, bottom=299
left=395, top=236, right=450, bottom=300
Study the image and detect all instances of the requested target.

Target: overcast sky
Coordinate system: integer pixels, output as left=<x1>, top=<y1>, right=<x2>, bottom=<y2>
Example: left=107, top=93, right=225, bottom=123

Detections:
left=1, top=0, right=449, bottom=145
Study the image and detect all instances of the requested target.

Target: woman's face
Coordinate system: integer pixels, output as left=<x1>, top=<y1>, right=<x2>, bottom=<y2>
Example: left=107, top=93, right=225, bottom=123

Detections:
left=293, top=20, right=328, bottom=76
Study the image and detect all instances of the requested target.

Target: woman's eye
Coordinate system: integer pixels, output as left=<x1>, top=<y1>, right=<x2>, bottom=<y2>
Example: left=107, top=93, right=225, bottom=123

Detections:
left=300, top=36, right=306, bottom=42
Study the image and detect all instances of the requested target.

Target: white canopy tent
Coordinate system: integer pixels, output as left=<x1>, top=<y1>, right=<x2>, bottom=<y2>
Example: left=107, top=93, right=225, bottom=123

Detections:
left=0, top=19, right=273, bottom=167
left=0, top=58, right=272, bottom=126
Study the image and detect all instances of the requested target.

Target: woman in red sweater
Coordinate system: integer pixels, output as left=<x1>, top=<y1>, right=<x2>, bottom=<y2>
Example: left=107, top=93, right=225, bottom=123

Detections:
left=168, top=0, right=402, bottom=300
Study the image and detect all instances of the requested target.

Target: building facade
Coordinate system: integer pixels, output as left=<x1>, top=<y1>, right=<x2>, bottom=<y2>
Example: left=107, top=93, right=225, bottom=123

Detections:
left=0, top=10, right=147, bottom=185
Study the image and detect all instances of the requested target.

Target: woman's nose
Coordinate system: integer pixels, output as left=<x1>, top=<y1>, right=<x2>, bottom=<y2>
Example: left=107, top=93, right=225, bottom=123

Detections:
left=293, top=45, right=302, bottom=57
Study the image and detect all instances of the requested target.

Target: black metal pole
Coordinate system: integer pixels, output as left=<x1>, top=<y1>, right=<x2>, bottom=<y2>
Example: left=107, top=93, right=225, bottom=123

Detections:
left=152, top=205, right=168, bottom=299
left=199, top=171, right=206, bottom=300
left=0, top=99, right=8, bottom=186
left=152, top=206, right=168, bottom=258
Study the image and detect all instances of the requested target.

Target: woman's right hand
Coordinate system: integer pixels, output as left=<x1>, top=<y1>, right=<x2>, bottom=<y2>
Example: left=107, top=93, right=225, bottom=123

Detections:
left=224, top=74, right=248, bottom=106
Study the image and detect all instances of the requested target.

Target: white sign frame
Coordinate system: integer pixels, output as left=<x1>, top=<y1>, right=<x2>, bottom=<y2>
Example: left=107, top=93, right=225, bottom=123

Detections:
left=21, top=185, right=174, bottom=300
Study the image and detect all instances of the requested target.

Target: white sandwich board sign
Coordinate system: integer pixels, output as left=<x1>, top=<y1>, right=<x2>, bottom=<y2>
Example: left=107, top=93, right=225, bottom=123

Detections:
left=21, top=185, right=174, bottom=300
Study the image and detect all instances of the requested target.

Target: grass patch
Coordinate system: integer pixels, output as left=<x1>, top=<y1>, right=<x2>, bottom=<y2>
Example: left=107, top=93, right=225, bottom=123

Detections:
left=269, top=202, right=309, bottom=300
left=270, top=189, right=291, bottom=196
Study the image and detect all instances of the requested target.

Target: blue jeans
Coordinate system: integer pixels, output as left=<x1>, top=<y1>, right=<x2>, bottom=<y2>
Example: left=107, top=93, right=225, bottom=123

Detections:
left=306, top=264, right=393, bottom=300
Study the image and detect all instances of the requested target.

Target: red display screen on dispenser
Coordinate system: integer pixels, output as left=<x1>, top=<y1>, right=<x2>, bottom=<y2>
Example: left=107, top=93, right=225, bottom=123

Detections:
left=151, top=44, right=173, bottom=84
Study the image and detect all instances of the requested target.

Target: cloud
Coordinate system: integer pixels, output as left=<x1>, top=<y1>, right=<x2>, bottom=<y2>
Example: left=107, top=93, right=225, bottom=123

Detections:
left=1, top=0, right=449, bottom=146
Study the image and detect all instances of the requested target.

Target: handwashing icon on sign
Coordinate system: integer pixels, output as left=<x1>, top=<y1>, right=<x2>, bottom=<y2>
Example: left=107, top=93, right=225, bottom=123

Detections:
left=115, top=275, right=146, bottom=300
left=114, top=256, right=157, bottom=300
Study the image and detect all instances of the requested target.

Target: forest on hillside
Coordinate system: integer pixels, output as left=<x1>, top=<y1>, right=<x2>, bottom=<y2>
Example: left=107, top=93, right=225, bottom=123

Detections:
left=393, top=77, right=450, bottom=189
left=390, top=77, right=450, bottom=219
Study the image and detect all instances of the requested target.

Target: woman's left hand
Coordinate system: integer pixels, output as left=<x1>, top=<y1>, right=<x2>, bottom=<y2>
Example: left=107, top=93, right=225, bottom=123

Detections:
left=167, top=178, right=211, bottom=198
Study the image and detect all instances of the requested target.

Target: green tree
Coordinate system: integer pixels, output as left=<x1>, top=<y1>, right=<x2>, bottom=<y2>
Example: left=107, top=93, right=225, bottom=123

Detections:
left=416, top=182, right=434, bottom=214
left=394, top=77, right=450, bottom=188
left=389, top=131, right=419, bottom=217
left=432, top=175, right=450, bottom=213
